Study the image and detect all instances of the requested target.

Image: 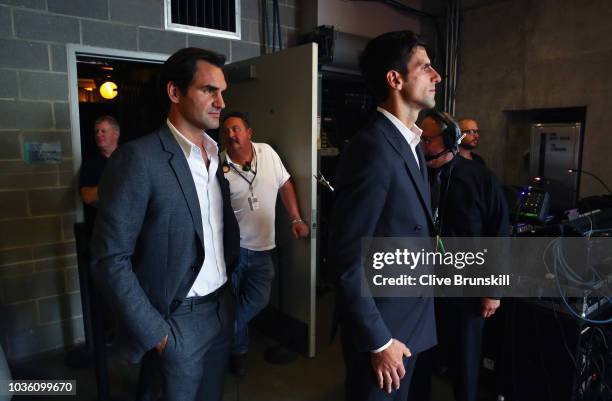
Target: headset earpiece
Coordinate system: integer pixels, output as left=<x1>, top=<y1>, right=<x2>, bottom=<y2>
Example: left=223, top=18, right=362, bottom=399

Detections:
left=427, top=110, right=462, bottom=154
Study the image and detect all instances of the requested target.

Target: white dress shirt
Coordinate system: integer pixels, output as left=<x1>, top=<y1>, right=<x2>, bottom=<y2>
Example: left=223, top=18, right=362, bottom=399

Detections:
left=377, top=106, right=422, bottom=169
left=167, top=120, right=227, bottom=297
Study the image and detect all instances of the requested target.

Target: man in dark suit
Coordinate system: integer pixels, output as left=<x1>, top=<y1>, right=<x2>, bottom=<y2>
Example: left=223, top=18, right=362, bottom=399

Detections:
left=90, top=47, right=240, bottom=401
left=330, top=31, right=442, bottom=401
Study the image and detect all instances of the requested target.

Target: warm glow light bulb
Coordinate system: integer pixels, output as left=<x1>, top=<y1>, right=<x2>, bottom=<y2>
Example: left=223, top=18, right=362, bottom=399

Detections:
left=99, top=81, right=118, bottom=99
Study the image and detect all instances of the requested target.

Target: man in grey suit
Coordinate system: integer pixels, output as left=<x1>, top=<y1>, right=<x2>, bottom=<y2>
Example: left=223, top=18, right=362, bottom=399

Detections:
left=90, top=47, right=240, bottom=401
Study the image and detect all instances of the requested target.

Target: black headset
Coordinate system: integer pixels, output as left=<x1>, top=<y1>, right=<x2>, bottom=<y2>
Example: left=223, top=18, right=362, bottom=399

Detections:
left=426, top=110, right=463, bottom=155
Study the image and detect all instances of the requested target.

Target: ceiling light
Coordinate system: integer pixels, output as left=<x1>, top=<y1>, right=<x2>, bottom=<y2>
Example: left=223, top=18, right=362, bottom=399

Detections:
left=99, top=81, right=118, bottom=100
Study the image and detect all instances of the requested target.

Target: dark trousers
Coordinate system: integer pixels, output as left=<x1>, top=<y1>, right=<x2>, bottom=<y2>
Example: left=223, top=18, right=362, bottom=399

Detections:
left=341, top=330, right=419, bottom=401
left=137, top=350, right=162, bottom=401
left=139, top=288, right=235, bottom=401
left=409, top=299, right=485, bottom=401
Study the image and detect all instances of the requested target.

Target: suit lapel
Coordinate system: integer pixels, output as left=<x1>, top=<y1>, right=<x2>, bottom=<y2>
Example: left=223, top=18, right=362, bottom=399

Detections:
left=158, top=125, right=204, bottom=246
left=415, top=144, right=431, bottom=208
left=376, top=115, right=434, bottom=221
left=416, top=144, right=427, bottom=180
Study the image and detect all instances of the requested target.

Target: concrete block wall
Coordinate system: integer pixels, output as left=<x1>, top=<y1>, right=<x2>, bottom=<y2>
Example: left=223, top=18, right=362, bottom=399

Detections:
left=0, top=0, right=299, bottom=361
left=454, top=0, right=612, bottom=197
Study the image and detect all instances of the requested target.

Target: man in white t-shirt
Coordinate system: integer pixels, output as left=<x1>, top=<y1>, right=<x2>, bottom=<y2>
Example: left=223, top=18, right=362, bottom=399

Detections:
left=221, top=112, right=309, bottom=377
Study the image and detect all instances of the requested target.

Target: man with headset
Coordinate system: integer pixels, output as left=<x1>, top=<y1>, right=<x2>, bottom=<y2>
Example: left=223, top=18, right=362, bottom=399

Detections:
left=410, top=111, right=509, bottom=401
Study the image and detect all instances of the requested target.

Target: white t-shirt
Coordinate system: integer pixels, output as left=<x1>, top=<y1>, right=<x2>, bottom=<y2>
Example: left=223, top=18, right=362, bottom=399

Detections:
left=221, top=142, right=291, bottom=251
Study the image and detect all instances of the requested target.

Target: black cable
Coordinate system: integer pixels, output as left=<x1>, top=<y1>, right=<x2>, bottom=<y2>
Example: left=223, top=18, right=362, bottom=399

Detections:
left=532, top=306, right=554, bottom=401
left=550, top=300, right=577, bottom=368
left=570, top=169, right=612, bottom=195
left=596, top=330, right=609, bottom=400
left=432, top=16, right=445, bottom=68
left=509, top=187, right=525, bottom=236
left=450, top=1, right=461, bottom=114
left=261, top=0, right=269, bottom=54
left=510, top=300, right=518, bottom=400
left=271, top=0, right=276, bottom=52
left=378, top=0, right=435, bottom=19
left=434, top=156, right=458, bottom=237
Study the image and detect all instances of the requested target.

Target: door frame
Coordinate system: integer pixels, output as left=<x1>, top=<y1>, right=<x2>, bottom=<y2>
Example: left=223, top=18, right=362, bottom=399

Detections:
left=66, top=44, right=169, bottom=221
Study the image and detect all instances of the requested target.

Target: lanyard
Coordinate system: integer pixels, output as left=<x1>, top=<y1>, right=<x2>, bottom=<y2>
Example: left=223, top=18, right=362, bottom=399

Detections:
left=432, top=157, right=457, bottom=236
left=228, top=146, right=257, bottom=195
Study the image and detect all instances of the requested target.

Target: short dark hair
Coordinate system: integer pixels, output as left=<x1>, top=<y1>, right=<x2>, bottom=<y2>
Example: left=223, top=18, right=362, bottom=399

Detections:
left=94, top=115, right=120, bottom=133
left=222, top=111, right=250, bottom=129
left=359, top=30, right=427, bottom=103
left=161, top=47, right=226, bottom=97
left=457, top=117, right=476, bottom=126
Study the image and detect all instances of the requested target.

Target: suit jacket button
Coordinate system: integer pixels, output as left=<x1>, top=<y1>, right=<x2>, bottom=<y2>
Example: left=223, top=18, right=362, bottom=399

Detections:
left=414, top=225, right=422, bottom=231
left=192, top=265, right=198, bottom=272
left=172, top=299, right=181, bottom=307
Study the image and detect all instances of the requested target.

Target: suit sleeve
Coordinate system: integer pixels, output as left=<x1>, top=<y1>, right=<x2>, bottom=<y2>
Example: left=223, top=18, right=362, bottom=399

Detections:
left=90, top=144, right=170, bottom=352
left=331, top=135, right=393, bottom=352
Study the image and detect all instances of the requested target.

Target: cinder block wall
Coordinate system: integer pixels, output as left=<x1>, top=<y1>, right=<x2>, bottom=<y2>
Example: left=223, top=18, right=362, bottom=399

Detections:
left=454, top=0, right=612, bottom=197
left=0, top=0, right=298, bottom=361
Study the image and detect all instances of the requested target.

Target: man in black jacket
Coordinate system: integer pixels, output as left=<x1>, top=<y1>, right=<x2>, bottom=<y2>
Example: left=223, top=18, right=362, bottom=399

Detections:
left=410, top=112, right=509, bottom=401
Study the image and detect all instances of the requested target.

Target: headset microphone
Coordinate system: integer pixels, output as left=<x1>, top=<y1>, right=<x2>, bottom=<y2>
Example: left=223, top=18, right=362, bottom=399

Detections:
left=457, top=133, right=466, bottom=147
left=425, top=148, right=451, bottom=161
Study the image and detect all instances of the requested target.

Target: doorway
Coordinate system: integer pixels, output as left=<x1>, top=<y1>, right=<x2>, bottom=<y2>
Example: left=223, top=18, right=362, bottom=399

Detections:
left=76, top=56, right=165, bottom=164
left=67, top=45, right=169, bottom=221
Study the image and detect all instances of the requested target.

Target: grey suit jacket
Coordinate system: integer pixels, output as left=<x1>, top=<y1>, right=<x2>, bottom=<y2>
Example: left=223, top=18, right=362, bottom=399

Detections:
left=90, top=124, right=240, bottom=363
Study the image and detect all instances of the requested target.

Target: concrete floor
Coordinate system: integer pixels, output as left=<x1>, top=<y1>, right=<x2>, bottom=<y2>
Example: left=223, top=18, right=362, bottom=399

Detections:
left=9, top=291, right=457, bottom=401
left=11, top=335, right=457, bottom=401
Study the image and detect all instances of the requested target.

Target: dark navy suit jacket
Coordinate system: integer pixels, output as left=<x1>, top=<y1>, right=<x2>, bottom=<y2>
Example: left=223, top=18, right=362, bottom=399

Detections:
left=90, top=124, right=240, bottom=363
left=331, top=112, right=436, bottom=355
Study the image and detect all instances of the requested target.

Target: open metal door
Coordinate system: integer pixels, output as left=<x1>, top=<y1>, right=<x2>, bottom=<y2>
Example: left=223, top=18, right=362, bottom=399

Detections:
left=223, top=43, right=318, bottom=357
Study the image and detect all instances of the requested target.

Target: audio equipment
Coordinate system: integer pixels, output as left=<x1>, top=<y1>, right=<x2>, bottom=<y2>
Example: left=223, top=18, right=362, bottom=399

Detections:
left=483, top=299, right=612, bottom=401
left=504, top=185, right=550, bottom=223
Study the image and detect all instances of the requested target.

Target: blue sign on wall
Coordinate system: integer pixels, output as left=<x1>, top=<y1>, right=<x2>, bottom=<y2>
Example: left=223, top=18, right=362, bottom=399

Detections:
left=24, top=142, right=62, bottom=164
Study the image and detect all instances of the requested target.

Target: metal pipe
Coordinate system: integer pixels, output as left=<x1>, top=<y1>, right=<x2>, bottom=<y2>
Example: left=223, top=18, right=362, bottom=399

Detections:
left=447, top=1, right=451, bottom=113
left=445, top=2, right=451, bottom=113
left=455, top=0, right=461, bottom=115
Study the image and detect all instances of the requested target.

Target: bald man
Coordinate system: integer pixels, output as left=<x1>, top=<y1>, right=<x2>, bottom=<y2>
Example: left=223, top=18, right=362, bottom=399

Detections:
left=457, top=118, right=485, bottom=166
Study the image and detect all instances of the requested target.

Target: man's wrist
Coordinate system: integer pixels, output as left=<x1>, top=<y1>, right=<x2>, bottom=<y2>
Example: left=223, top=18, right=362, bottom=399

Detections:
left=155, top=334, right=168, bottom=353
left=371, top=338, right=393, bottom=353
left=290, top=218, right=304, bottom=225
